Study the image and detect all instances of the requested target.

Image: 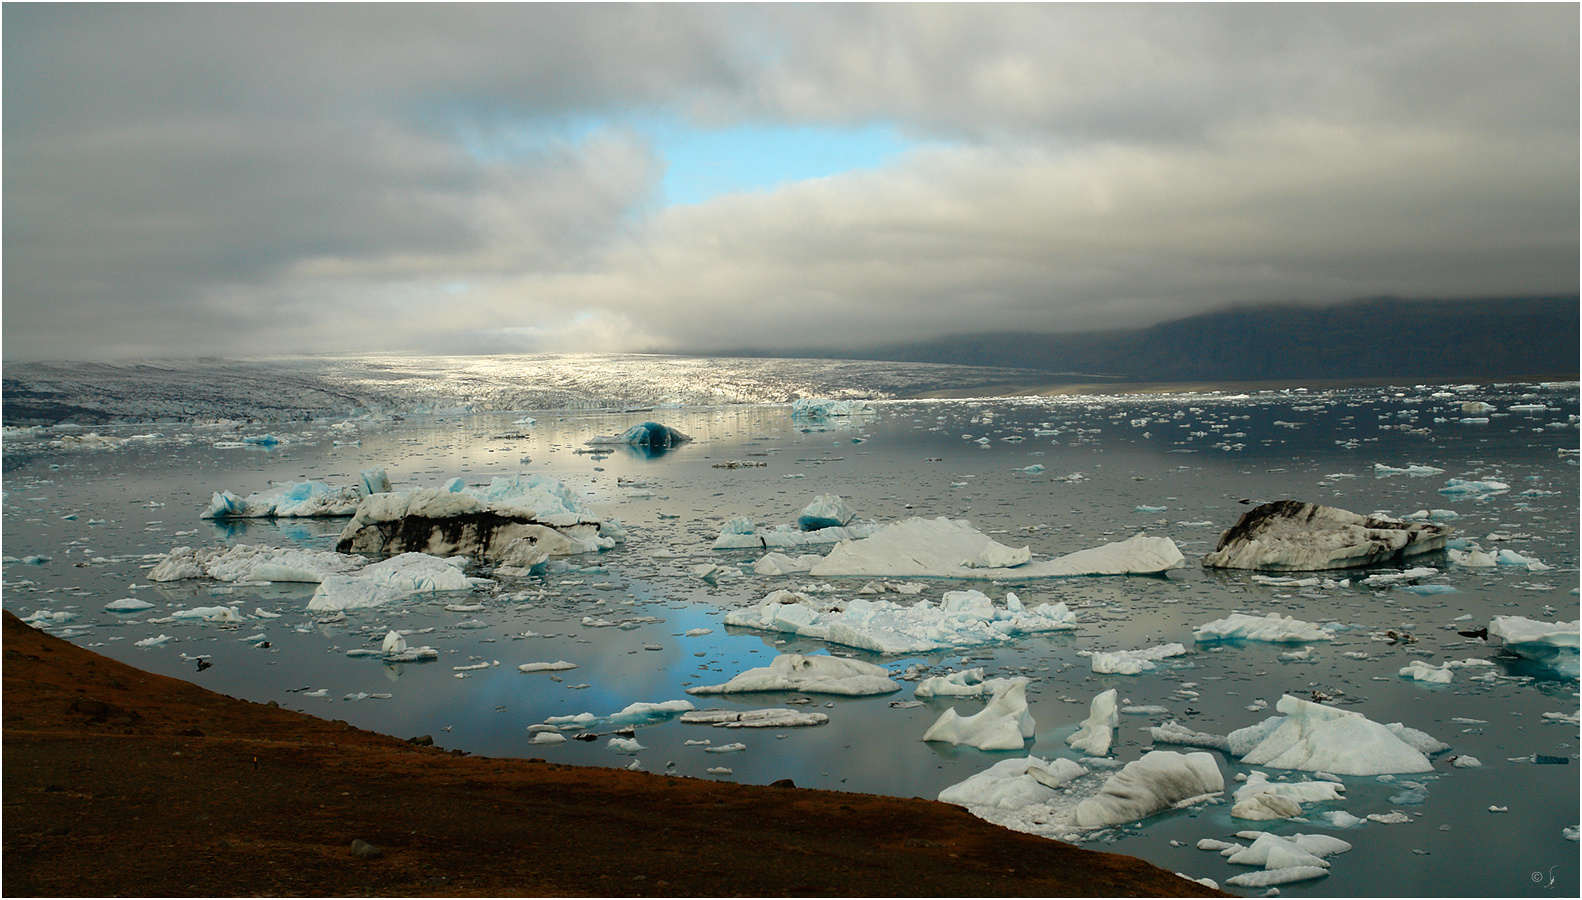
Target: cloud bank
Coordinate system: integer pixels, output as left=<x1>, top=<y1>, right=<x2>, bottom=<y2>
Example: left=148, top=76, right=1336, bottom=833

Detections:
left=4, top=4, right=1575, bottom=361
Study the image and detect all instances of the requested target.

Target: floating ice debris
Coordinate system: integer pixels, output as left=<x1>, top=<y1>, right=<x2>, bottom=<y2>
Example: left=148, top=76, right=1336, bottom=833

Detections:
left=1367, top=811, right=1413, bottom=824
left=104, top=597, right=155, bottom=612
left=518, top=660, right=578, bottom=673
left=135, top=634, right=173, bottom=647
left=687, top=653, right=899, bottom=696
left=1239, top=695, right=1437, bottom=775
left=529, top=732, right=567, bottom=745
left=585, top=421, right=691, bottom=449
left=1494, top=548, right=1552, bottom=571
left=1405, top=508, right=1461, bottom=521
left=608, top=737, right=645, bottom=754
left=807, top=517, right=1184, bottom=580
left=202, top=468, right=391, bottom=519
left=1452, top=755, right=1483, bottom=768
left=1194, top=612, right=1333, bottom=644
left=336, top=474, right=622, bottom=569
left=1399, top=660, right=1455, bottom=684
left=938, top=755, right=1088, bottom=809
left=1439, top=477, right=1510, bottom=495
left=1066, top=689, right=1119, bottom=756
left=1071, top=750, right=1224, bottom=829
left=1363, top=566, right=1440, bottom=587
left=1149, top=721, right=1231, bottom=752
left=1230, top=771, right=1347, bottom=820
left=797, top=494, right=855, bottom=531
left=543, top=699, right=697, bottom=731
left=680, top=708, right=830, bottom=728
left=706, top=767, right=733, bottom=775
left=1487, top=616, right=1579, bottom=677
left=1203, top=500, right=1453, bottom=571
left=725, top=588, right=1076, bottom=655
left=914, top=668, right=1019, bottom=699
left=1089, top=643, right=1188, bottom=675
left=922, top=678, right=1036, bottom=751
left=150, top=544, right=366, bottom=583
left=791, top=398, right=873, bottom=417
left=704, top=742, right=747, bottom=754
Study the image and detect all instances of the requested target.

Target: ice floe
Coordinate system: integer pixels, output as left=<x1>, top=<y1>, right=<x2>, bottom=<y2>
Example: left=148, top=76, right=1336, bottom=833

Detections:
left=1202, top=500, right=1452, bottom=571
left=687, top=653, right=899, bottom=696
left=1193, top=612, right=1334, bottom=643
left=723, top=588, right=1077, bottom=655
left=922, top=678, right=1036, bottom=751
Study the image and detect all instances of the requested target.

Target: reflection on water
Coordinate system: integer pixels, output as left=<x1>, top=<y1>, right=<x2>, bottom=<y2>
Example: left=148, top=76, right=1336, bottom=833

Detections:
left=4, top=381, right=1577, bottom=898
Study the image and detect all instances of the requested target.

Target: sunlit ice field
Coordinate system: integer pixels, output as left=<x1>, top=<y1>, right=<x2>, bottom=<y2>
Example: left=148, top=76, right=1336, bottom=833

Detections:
left=4, top=373, right=1577, bottom=897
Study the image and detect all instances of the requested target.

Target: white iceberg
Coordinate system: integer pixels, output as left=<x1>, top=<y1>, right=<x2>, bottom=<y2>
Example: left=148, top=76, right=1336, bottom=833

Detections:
left=687, top=653, right=899, bottom=696
left=105, top=597, right=155, bottom=612
left=1230, top=771, right=1347, bottom=820
left=679, top=708, right=830, bottom=728
left=149, top=544, right=366, bottom=583
left=914, top=668, right=1019, bottom=699
left=1439, top=478, right=1510, bottom=494
left=1194, top=612, right=1333, bottom=644
left=808, top=518, right=1184, bottom=580
left=1202, top=501, right=1452, bottom=571
left=922, top=678, right=1036, bottom=751
left=752, top=552, right=823, bottom=575
left=1238, top=695, right=1436, bottom=775
left=938, top=755, right=1089, bottom=810
left=1066, top=688, right=1119, bottom=757
left=202, top=468, right=391, bottom=519
left=1090, top=643, right=1188, bottom=675
left=791, top=398, right=873, bottom=417
left=723, top=588, right=1077, bottom=655
left=172, top=605, right=247, bottom=622
left=1399, top=660, right=1455, bottom=684
left=518, top=660, right=578, bottom=673
left=1070, top=750, right=1224, bottom=828
left=713, top=515, right=883, bottom=550
left=307, top=553, right=487, bottom=611
left=1488, top=616, right=1580, bottom=678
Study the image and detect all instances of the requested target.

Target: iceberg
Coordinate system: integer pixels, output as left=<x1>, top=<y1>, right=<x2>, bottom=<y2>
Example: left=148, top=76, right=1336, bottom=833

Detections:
left=1399, top=660, right=1454, bottom=684
left=1066, top=689, right=1119, bottom=756
left=938, top=755, right=1089, bottom=810
left=914, top=668, right=1018, bottom=699
left=1438, top=478, right=1510, bottom=495
left=1238, top=695, right=1436, bottom=775
left=336, top=474, right=622, bottom=569
left=722, top=588, right=1076, bottom=655
left=542, top=700, right=697, bottom=732
left=751, top=552, right=823, bottom=575
left=1070, top=750, right=1224, bottom=828
left=149, top=544, right=366, bottom=583
left=1230, top=771, right=1346, bottom=820
left=791, top=398, right=873, bottom=417
left=921, top=678, right=1036, bottom=751
left=1194, top=612, right=1333, bottom=644
left=1089, top=643, right=1188, bottom=675
left=712, top=515, right=884, bottom=550
left=202, top=468, right=392, bottom=519
left=307, top=553, right=487, bottom=611
left=806, top=517, right=1183, bottom=580
left=797, top=494, right=855, bottom=531
left=104, top=597, right=155, bottom=612
left=585, top=421, right=691, bottom=449
left=687, top=653, right=899, bottom=696
left=1203, top=500, right=1453, bottom=571
left=1488, top=616, right=1580, bottom=678
left=679, top=708, right=830, bottom=728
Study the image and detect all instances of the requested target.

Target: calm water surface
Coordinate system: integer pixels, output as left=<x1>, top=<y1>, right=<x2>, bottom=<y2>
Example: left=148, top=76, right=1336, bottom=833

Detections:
left=5, top=380, right=1577, bottom=897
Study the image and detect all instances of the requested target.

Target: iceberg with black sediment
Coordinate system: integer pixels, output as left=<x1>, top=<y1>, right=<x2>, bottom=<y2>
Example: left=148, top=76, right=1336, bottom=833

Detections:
left=335, top=474, right=623, bottom=570
left=1202, top=500, right=1452, bottom=571
left=803, top=516, right=1183, bottom=580
left=921, top=678, right=1035, bottom=751
left=722, top=588, right=1076, bottom=655
left=686, top=653, right=899, bottom=696
left=202, top=468, right=392, bottom=519
left=680, top=708, right=829, bottom=728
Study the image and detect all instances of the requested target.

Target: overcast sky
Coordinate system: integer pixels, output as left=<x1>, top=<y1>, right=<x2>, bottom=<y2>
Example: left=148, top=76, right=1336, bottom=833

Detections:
left=4, top=3, right=1576, bottom=362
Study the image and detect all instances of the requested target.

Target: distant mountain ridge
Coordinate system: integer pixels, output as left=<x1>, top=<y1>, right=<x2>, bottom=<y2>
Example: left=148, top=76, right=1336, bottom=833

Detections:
left=714, top=296, right=1580, bottom=383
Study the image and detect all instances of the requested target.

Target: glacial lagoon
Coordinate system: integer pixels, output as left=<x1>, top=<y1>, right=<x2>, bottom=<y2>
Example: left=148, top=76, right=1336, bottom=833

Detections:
left=4, top=369, right=1577, bottom=897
